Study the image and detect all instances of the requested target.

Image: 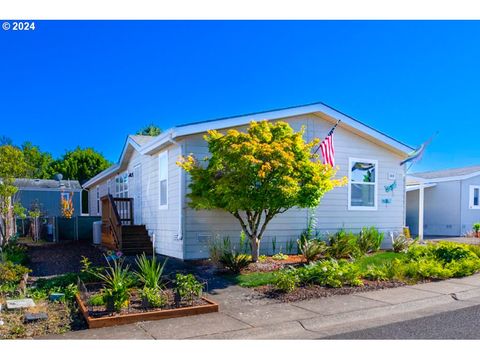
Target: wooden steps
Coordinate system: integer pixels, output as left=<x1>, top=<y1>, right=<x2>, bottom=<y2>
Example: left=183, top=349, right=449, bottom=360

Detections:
left=121, top=225, right=153, bottom=255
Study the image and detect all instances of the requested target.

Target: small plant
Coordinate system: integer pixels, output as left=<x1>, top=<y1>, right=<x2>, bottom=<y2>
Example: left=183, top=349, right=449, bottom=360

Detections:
left=274, top=268, right=300, bottom=293
left=258, top=255, right=268, bottom=263
left=473, top=223, right=480, bottom=237
left=271, top=237, right=277, bottom=255
left=175, top=273, right=203, bottom=305
left=95, top=257, right=132, bottom=312
left=286, top=238, right=295, bottom=255
left=361, top=265, right=390, bottom=281
left=297, top=259, right=363, bottom=288
left=328, top=229, right=361, bottom=259
left=357, top=226, right=384, bottom=254
left=0, top=261, right=31, bottom=285
left=272, top=252, right=288, bottom=261
left=80, top=256, right=92, bottom=273
left=140, top=287, right=167, bottom=308
left=392, top=234, right=413, bottom=253
left=134, top=253, right=167, bottom=289
left=88, top=293, right=105, bottom=306
left=220, top=251, right=252, bottom=273
left=298, top=238, right=327, bottom=263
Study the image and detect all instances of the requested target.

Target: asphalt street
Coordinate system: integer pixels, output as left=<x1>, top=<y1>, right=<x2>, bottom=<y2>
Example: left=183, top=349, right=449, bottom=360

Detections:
left=323, top=303, right=480, bottom=339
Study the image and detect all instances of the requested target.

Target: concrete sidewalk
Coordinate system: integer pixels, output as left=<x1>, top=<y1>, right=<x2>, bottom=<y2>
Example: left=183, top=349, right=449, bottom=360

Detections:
left=42, top=273, right=480, bottom=339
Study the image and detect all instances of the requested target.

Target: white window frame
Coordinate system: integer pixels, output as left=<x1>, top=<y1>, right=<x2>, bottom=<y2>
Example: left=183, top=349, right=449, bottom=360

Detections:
left=96, top=185, right=100, bottom=215
left=158, top=150, right=168, bottom=210
left=115, top=172, right=129, bottom=198
left=348, top=157, right=378, bottom=211
left=469, top=185, right=480, bottom=209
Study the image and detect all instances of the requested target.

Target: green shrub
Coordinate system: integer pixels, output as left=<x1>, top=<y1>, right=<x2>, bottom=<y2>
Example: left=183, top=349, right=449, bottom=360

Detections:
left=356, top=227, right=384, bottom=254
left=328, top=229, right=360, bottom=259
left=298, top=238, right=327, bottom=263
left=272, top=253, right=288, bottom=261
left=220, top=251, right=251, bottom=273
left=140, top=287, right=167, bottom=308
left=402, top=258, right=453, bottom=280
left=432, top=242, right=476, bottom=263
left=0, top=261, right=30, bottom=285
left=297, top=259, right=363, bottom=288
left=274, top=269, right=299, bottom=293
left=473, top=223, right=480, bottom=234
left=446, top=258, right=480, bottom=277
left=175, top=273, right=203, bottom=304
left=361, top=264, right=391, bottom=281
left=134, top=253, right=167, bottom=289
left=258, top=255, right=268, bottom=263
left=2, top=243, right=28, bottom=265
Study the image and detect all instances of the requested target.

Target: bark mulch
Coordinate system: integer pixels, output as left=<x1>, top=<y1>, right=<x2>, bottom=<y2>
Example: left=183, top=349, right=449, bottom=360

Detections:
left=26, top=241, right=108, bottom=277
left=256, top=280, right=407, bottom=302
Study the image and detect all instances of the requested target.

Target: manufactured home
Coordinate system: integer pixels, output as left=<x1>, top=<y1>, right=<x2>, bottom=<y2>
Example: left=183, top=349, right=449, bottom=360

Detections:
left=406, top=166, right=480, bottom=238
left=82, top=102, right=413, bottom=259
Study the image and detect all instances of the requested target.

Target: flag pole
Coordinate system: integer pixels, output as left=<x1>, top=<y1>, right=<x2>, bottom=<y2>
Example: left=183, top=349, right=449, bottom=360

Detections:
left=312, top=119, right=341, bottom=156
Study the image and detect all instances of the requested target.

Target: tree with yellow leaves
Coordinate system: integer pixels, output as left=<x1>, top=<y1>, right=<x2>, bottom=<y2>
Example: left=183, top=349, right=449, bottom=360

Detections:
left=177, top=121, right=346, bottom=262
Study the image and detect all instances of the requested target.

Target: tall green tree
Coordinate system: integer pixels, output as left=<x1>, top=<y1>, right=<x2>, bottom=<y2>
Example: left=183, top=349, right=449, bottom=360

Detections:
left=51, top=147, right=112, bottom=184
left=21, top=141, right=55, bottom=179
left=136, top=124, right=162, bottom=136
left=0, top=145, right=28, bottom=245
left=178, top=121, right=347, bottom=261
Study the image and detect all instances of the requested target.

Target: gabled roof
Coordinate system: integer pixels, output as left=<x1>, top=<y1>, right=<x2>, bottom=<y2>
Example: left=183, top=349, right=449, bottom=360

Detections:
left=14, top=178, right=82, bottom=191
left=408, top=165, right=480, bottom=184
left=83, top=101, right=414, bottom=189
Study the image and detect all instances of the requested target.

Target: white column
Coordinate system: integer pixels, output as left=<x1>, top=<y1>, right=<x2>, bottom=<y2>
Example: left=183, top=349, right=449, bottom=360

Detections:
left=418, top=184, right=425, bottom=241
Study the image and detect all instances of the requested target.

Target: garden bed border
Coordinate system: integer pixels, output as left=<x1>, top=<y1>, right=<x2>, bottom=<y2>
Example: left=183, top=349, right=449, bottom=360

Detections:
left=75, top=293, right=219, bottom=329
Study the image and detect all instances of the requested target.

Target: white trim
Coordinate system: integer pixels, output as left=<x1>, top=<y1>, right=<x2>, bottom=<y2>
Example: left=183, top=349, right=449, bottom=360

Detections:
left=406, top=183, right=437, bottom=192
left=96, top=185, right=100, bottom=215
left=469, top=185, right=480, bottom=210
left=348, top=157, right=378, bottom=211
left=407, top=170, right=480, bottom=185
left=16, top=187, right=82, bottom=192
left=158, top=150, right=168, bottom=210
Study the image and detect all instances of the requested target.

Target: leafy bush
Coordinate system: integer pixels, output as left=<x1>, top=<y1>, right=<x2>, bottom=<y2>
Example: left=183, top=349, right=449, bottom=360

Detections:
left=134, top=253, right=167, bottom=289
left=473, top=223, right=480, bottom=235
left=274, top=268, right=299, bottom=293
left=297, top=259, right=363, bottom=288
left=356, top=227, right=384, bottom=254
left=95, top=258, right=133, bottom=312
left=175, top=273, right=203, bottom=304
left=361, top=264, right=390, bottom=281
left=402, top=258, right=453, bottom=280
left=328, top=229, right=360, bottom=259
left=297, top=238, right=327, bottom=263
left=140, top=287, right=167, bottom=308
left=0, top=261, right=30, bottom=285
left=272, top=253, right=288, bottom=261
left=220, top=251, right=251, bottom=273
left=432, top=242, right=475, bottom=263
left=258, top=255, right=268, bottom=263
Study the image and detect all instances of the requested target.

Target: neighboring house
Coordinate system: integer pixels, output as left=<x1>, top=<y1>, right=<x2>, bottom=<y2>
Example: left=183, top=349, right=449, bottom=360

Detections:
left=406, top=166, right=480, bottom=238
left=83, top=102, right=413, bottom=259
left=14, top=178, right=82, bottom=217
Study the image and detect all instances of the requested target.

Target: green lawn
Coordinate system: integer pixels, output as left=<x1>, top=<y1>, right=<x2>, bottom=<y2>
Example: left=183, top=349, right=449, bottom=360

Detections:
left=226, top=271, right=278, bottom=287
left=355, top=251, right=407, bottom=272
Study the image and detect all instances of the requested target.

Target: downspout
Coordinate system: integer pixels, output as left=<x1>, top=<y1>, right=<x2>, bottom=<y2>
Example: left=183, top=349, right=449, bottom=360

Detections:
left=165, top=135, right=184, bottom=249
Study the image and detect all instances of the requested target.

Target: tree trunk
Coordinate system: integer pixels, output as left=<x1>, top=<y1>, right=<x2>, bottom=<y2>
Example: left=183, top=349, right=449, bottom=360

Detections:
left=250, top=235, right=260, bottom=262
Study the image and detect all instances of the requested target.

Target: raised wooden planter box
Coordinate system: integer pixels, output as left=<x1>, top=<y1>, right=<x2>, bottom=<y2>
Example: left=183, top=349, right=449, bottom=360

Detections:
left=76, top=293, right=219, bottom=329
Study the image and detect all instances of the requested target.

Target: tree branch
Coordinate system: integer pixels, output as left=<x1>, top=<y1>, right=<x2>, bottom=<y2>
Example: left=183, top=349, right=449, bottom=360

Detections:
left=232, top=211, right=252, bottom=238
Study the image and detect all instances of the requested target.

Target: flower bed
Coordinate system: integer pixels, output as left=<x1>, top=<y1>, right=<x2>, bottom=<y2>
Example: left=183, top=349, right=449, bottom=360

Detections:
left=76, top=285, right=218, bottom=329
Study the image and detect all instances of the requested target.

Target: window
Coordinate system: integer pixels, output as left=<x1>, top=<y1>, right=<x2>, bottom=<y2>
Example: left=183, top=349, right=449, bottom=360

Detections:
left=115, top=173, right=129, bottom=198
left=107, top=179, right=111, bottom=194
left=159, top=151, right=168, bottom=209
left=469, top=186, right=480, bottom=209
left=348, top=158, right=378, bottom=210
left=96, top=186, right=100, bottom=215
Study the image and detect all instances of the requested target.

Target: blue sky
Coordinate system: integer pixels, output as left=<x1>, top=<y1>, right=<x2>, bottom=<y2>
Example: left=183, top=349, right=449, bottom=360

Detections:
left=1, top=20, right=479, bottom=173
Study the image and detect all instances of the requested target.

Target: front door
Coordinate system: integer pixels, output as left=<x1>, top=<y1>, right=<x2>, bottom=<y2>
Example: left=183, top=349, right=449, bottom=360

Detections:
left=133, top=164, right=142, bottom=224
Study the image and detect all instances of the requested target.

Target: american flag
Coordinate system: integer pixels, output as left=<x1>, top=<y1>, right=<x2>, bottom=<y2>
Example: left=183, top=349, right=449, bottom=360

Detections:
left=320, top=126, right=337, bottom=166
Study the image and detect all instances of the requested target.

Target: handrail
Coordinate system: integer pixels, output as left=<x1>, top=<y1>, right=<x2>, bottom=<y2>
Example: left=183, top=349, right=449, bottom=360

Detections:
left=100, top=194, right=134, bottom=251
